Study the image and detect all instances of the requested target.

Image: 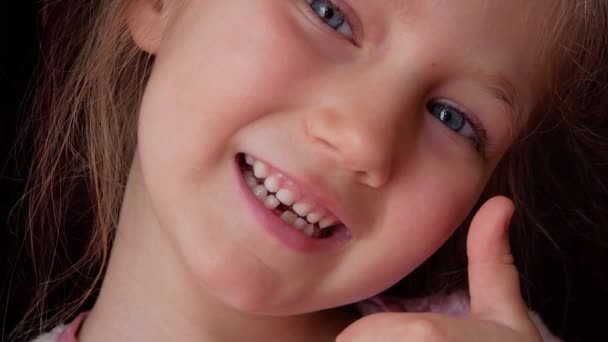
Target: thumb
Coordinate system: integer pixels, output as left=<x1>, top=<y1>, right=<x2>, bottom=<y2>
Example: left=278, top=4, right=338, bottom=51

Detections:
left=467, top=196, right=533, bottom=333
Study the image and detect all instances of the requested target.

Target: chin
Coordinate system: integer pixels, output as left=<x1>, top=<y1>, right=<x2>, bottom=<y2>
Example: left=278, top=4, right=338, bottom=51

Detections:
left=193, top=260, right=330, bottom=316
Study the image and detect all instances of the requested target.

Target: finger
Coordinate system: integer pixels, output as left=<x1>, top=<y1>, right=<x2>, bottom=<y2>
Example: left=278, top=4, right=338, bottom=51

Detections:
left=336, top=313, right=523, bottom=342
left=337, top=313, right=451, bottom=342
left=466, top=196, right=534, bottom=333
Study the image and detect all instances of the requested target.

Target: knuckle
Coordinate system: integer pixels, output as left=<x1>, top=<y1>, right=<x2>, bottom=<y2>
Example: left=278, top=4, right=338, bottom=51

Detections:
left=401, top=318, right=448, bottom=341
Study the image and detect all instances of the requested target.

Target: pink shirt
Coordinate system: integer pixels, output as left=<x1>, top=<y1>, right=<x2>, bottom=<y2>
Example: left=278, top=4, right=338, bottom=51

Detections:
left=37, top=292, right=560, bottom=341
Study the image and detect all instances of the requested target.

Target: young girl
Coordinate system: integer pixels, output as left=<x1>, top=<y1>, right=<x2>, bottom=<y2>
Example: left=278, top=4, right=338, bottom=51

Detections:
left=13, top=0, right=607, bottom=340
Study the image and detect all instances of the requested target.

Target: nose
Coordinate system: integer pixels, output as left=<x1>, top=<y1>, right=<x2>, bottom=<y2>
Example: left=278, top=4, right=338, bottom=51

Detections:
left=304, top=78, right=416, bottom=188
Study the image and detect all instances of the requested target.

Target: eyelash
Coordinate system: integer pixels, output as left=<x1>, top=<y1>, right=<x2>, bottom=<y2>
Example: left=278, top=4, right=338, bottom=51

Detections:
left=427, top=101, right=488, bottom=156
left=304, top=1, right=489, bottom=157
left=306, top=0, right=355, bottom=42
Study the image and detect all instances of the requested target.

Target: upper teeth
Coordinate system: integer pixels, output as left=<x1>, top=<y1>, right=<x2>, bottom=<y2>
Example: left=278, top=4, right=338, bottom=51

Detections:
left=244, top=155, right=340, bottom=236
left=245, top=154, right=256, bottom=166
left=254, top=161, right=270, bottom=178
left=292, top=202, right=313, bottom=217
left=264, top=176, right=280, bottom=193
left=276, top=189, right=295, bottom=206
left=319, top=217, right=337, bottom=229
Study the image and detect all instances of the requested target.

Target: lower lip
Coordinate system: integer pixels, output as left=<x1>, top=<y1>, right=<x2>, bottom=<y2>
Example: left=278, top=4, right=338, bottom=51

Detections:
left=234, top=157, right=350, bottom=254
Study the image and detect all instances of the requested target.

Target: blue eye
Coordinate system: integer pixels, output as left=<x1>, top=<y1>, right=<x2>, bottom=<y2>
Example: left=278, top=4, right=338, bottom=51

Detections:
left=429, top=103, right=466, bottom=131
left=307, top=0, right=353, bottom=38
left=428, top=102, right=485, bottom=151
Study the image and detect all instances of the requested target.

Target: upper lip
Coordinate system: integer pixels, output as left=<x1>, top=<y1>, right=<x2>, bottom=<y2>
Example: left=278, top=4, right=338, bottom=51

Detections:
left=243, top=153, right=350, bottom=230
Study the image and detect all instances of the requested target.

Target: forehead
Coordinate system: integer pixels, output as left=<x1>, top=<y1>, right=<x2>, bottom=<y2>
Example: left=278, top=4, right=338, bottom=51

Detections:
left=379, top=0, right=558, bottom=67
left=379, top=0, right=560, bottom=117
left=383, top=0, right=557, bottom=28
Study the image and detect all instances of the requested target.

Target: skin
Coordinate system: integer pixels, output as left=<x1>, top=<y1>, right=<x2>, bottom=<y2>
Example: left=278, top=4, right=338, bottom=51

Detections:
left=79, top=0, right=554, bottom=340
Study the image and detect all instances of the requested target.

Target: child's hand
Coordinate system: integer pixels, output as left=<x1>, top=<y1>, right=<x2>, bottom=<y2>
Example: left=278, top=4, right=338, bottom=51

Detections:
left=336, top=196, right=542, bottom=342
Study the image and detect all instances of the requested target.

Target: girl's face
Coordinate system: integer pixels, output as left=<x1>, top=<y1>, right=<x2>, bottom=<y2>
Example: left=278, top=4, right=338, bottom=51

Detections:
left=131, top=0, right=552, bottom=314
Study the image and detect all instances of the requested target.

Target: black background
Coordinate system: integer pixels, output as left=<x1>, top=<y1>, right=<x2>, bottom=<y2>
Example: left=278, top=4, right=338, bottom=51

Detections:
left=1, top=1, right=607, bottom=341
left=1, top=1, right=41, bottom=340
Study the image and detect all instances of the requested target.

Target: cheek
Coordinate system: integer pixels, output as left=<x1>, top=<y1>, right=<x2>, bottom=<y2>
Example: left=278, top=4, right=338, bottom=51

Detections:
left=138, top=0, right=319, bottom=175
left=132, top=2, right=338, bottom=311
left=346, top=161, right=484, bottom=299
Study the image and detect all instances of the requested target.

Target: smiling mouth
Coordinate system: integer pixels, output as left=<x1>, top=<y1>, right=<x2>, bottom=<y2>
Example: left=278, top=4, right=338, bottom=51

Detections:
left=237, top=153, right=343, bottom=239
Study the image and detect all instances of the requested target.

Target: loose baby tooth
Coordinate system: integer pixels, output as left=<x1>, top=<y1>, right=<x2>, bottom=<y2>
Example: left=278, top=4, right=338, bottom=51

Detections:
left=304, top=225, right=315, bottom=237
left=245, top=154, right=256, bottom=165
left=264, top=195, right=280, bottom=209
left=276, top=189, right=295, bottom=206
left=254, top=161, right=269, bottom=179
left=306, top=212, right=323, bottom=224
left=293, top=217, right=308, bottom=230
left=319, top=217, right=337, bottom=229
left=264, top=176, right=280, bottom=193
left=281, top=211, right=298, bottom=224
left=292, top=201, right=313, bottom=217
left=253, top=185, right=268, bottom=200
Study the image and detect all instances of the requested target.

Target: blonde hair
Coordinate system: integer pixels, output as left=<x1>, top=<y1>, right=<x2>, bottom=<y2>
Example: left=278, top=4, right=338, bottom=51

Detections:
left=16, top=0, right=151, bottom=337
left=12, top=0, right=608, bottom=339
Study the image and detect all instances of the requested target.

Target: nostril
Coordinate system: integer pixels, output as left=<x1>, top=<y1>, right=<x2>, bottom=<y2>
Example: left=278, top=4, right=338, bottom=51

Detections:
left=354, top=170, right=370, bottom=185
left=354, top=170, right=367, bottom=179
left=354, top=168, right=391, bottom=189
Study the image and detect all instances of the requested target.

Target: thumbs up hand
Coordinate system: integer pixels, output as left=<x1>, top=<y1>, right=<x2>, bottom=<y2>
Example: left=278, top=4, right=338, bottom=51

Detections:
left=337, top=196, right=543, bottom=342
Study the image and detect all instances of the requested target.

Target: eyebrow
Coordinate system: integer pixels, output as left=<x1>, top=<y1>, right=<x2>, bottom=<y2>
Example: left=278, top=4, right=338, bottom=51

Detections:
left=383, top=0, right=526, bottom=125
left=481, top=72, right=524, bottom=127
